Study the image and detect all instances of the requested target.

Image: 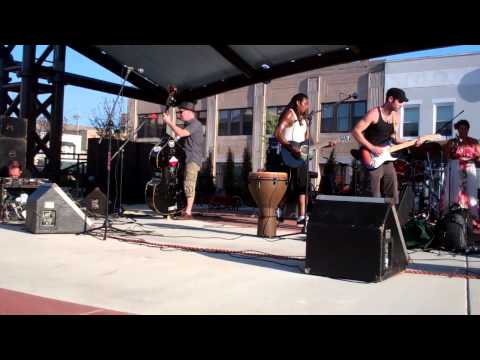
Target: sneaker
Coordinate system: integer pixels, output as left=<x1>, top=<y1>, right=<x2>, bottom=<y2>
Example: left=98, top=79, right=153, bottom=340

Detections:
left=297, top=216, right=306, bottom=227
left=276, top=208, right=284, bottom=223
left=174, top=213, right=193, bottom=220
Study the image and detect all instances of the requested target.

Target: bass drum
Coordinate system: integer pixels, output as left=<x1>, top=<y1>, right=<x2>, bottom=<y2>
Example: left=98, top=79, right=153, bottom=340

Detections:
left=146, top=136, right=186, bottom=216
left=145, top=179, right=186, bottom=216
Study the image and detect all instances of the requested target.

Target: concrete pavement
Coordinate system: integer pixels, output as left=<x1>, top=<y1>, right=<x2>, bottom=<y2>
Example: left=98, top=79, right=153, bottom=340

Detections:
left=0, top=208, right=478, bottom=315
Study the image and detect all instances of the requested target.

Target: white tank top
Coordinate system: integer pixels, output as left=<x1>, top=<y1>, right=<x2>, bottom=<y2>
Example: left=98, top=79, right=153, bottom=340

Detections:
left=283, top=109, right=307, bottom=143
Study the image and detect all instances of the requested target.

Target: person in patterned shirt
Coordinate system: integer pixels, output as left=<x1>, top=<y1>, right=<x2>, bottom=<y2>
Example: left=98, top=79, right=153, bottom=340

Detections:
left=443, top=120, right=480, bottom=229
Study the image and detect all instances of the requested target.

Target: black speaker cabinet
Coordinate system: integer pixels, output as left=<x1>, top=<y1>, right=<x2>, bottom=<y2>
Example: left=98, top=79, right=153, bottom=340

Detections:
left=83, top=187, right=112, bottom=215
left=0, top=116, right=27, bottom=138
left=306, top=195, right=409, bottom=283
left=25, top=183, right=92, bottom=234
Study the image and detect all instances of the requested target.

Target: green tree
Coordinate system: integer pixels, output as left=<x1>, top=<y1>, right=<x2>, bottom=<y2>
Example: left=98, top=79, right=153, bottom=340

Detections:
left=241, top=147, right=253, bottom=206
left=241, top=148, right=252, bottom=187
left=223, top=148, right=235, bottom=196
left=265, top=110, right=278, bottom=136
left=196, top=150, right=216, bottom=202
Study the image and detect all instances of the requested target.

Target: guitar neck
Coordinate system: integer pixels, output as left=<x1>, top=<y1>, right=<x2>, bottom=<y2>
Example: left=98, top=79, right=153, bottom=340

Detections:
left=310, top=142, right=332, bottom=150
left=389, top=140, right=418, bottom=153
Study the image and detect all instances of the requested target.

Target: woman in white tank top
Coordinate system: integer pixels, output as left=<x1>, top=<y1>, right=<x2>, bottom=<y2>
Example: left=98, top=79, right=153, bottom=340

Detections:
left=274, top=93, right=310, bottom=227
left=282, top=108, right=308, bottom=143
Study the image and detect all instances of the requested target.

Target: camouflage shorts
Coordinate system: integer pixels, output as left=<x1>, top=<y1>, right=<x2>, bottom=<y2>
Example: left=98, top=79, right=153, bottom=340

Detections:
left=184, top=162, right=201, bottom=198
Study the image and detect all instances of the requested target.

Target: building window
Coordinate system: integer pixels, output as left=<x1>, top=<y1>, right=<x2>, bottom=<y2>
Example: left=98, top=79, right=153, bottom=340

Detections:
left=403, top=105, right=420, bottom=137
left=321, top=101, right=367, bottom=133
left=243, top=109, right=253, bottom=135
left=352, top=102, right=367, bottom=127
left=266, top=106, right=285, bottom=136
left=218, top=108, right=253, bottom=136
left=219, top=110, right=229, bottom=136
left=436, top=103, right=454, bottom=136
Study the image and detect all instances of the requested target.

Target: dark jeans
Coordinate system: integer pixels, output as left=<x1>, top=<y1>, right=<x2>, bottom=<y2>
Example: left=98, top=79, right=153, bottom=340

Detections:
left=369, top=162, right=399, bottom=204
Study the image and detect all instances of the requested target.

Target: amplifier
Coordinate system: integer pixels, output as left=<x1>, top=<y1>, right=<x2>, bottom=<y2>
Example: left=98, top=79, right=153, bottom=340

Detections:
left=306, top=195, right=409, bottom=283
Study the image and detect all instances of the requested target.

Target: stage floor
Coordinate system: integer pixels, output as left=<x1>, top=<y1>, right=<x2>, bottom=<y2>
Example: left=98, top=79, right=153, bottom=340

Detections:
left=0, top=204, right=479, bottom=315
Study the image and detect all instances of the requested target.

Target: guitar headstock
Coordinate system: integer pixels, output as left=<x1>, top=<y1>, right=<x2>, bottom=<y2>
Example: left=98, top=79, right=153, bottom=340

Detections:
left=166, top=85, right=177, bottom=110
left=331, top=135, right=351, bottom=146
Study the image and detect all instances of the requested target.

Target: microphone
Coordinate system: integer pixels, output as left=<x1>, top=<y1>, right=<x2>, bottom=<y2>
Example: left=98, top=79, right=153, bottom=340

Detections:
left=333, top=92, right=359, bottom=110
left=125, top=66, right=144, bottom=75
left=307, top=92, right=359, bottom=119
left=306, top=110, right=322, bottom=119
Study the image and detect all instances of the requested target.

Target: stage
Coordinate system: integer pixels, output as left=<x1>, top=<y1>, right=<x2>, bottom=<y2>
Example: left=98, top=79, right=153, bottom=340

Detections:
left=0, top=205, right=479, bottom=315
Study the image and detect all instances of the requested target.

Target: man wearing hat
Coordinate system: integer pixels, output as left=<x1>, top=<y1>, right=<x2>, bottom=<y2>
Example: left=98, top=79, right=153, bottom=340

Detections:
left=163, top=101, right=205, bottom=220
left=352, top=88, right=424, bottom=204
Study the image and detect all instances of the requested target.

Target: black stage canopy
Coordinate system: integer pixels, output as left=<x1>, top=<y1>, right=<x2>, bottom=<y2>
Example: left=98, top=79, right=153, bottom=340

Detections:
left=69, top=44, right=457, bottom=104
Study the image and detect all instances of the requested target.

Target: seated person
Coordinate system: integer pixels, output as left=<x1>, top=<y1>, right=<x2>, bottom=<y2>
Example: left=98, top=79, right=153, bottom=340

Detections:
left=0, top=160, right=31, bottom=178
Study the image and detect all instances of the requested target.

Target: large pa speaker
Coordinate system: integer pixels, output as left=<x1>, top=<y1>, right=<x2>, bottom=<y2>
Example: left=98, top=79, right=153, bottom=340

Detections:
left=25, top=183, right=93, bottom=234
left=306, top=195, right=409, bottom=283
left=0, top=116, right=27, bottom=138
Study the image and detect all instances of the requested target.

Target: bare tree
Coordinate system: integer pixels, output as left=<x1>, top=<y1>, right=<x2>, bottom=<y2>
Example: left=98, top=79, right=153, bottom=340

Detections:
left=36, top=115, right=50, bottom=138
left=90, top=97, right=129, bottom=140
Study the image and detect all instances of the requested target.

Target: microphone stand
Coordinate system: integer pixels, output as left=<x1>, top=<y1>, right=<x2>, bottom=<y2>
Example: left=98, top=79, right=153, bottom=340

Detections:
left=109, top=114, right=168, bottom=218
left=436, top=110, right=464, bottom=137
left=303, top=112, right=315, bottom=235
left=303, top=93, right=356, bottom=233
left=117, top=147, right=124, bottom=216
left=97, top=67, right=133, bottom=240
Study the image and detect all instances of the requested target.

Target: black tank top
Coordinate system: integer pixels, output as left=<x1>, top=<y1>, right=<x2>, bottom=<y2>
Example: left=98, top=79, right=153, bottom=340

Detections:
left=363, top=107, right=395, bottom=146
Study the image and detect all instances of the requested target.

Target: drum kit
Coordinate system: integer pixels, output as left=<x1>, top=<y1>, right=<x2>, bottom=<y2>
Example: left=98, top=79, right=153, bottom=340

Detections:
left=393, top=142, right=446, bottom=220
left=0, top=177, right=49, bottom=222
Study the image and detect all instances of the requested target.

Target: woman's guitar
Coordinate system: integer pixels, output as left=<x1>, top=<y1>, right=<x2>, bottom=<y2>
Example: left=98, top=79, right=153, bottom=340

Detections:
left=281, top=135, right=351, bottom=168
left=358, top=134, right=443, bottom=170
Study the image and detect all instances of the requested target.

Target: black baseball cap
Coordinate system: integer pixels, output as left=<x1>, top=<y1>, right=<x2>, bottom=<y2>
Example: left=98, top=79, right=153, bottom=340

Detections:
left=386, top=88, right=409, bottom=103
left=177, top=101, right=196, bottom=112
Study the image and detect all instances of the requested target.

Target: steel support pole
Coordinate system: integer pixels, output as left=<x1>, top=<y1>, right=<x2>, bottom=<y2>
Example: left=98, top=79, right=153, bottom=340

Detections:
left=0, top=50, right=12, bottom=116
left=49, top=45, right=66, bottom=182
left=20, top=45, right=37, bottom=172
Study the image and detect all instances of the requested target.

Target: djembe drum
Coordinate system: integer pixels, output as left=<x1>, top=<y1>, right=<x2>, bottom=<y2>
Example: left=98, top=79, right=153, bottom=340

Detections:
left=248, top=172, right=288, bottom=238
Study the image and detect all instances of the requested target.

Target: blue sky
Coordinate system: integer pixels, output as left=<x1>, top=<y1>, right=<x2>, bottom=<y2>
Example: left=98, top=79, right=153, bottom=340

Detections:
left=9, top=45, right=480, bottom=126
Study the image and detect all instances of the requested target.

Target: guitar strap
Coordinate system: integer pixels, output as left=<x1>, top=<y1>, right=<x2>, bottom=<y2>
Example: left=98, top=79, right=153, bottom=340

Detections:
left=392, top=110, right=399, bottom=143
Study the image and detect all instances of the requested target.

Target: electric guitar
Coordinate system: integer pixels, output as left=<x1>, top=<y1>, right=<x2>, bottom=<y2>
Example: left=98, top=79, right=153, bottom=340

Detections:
left=358, top=134, right=443, bottom=170
left=281, top=135, right=351, bottom=168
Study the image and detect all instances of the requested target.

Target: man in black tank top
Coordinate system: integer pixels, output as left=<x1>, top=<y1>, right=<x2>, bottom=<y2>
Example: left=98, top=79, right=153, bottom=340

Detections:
left=352, top=88, right=423, bottom=204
